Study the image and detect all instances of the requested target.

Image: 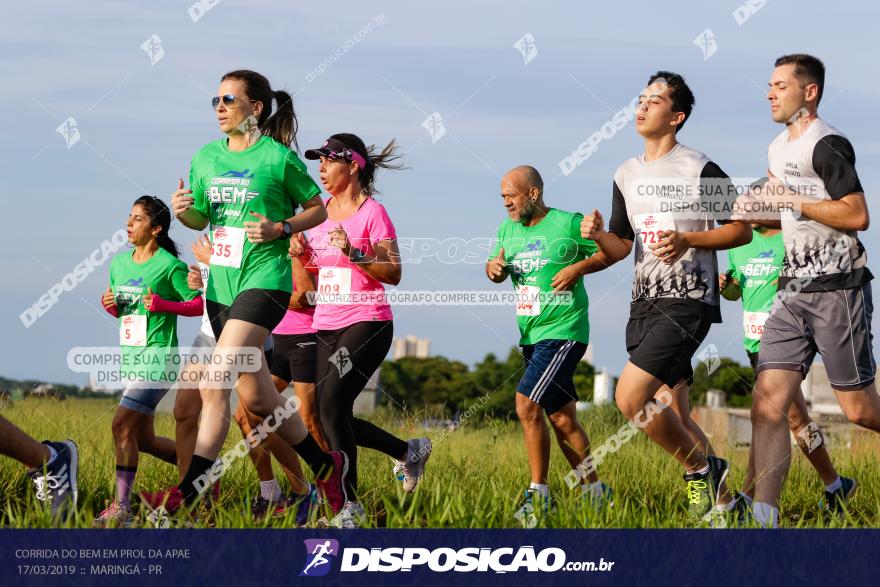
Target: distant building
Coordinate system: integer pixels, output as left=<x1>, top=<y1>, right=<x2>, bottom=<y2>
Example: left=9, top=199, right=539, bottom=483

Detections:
left=580, top=343, right=593, bottom=364
left=801, top=361, right=844, bottom=415
left=353, top=368, right=382, bottom=415
left=392, top=335, right=430, bottom=360
left=593, top=369, right=613, bottom=405
left=705, top=389, right=726, bottom=408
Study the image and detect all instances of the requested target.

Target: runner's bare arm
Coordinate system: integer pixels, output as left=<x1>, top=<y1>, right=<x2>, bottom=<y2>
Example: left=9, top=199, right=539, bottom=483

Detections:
left=349, top=238, right=402, bottom=286
left=800, top=193, right=869, bottom=232
left=285, top=195, right=328, bottom=234
left=682, top=220, right=752, bottom=250
left=580, top=209, right=632, bottom=263
left=571, top=250, right=619, bottom=276
left=749, top=218, right=782, bottom=229
left=592, top=232, right=632, bottom=264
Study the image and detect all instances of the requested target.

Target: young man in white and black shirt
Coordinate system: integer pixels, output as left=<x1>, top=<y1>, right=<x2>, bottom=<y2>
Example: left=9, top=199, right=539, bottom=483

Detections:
left=581, top=71, right=752, bottom=523
left=747, top=54, right=879, bottom=527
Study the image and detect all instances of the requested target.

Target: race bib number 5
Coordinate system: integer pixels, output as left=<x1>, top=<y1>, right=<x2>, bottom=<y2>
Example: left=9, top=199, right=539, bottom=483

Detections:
left=318, top=267, right=352, bottom=304
left=633, top=213, right=675, bottom=246
left=211, top=226, right=245, bottom=268
left=120, top=314, right=147, bottom=347
left=743, top=311, right=770, bottom=341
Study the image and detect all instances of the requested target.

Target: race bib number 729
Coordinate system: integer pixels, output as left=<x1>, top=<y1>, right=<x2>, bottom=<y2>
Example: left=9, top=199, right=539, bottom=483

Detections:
left=633, top=213, right=675, bottom=245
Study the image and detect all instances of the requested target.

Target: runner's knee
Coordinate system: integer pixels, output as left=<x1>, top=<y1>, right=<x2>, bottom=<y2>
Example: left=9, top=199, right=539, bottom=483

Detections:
left=751, top=395, right=787, bottom=426
left=843, top=404, right=880, bottom=431
left=173, top=395, right=201, bottom=424
left=516, top=396, right=543, bottom=424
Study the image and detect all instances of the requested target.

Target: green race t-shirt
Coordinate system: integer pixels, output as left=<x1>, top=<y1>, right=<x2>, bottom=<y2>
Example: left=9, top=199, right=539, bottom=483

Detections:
left=728, top=229, right=784, bottom=353
left=490, top=208, right=597, bottom=346
left=110, top=247, right=197, bottom=382
left=190, top=135, right=322, bottom=305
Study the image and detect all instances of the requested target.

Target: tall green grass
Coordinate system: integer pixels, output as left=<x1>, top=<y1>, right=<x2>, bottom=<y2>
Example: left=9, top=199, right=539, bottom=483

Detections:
left=2, top=399, right=877, bottom=528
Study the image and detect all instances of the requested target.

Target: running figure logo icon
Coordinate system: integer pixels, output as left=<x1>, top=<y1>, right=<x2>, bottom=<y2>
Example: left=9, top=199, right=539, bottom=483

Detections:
left=140, top=34, right=165, bottom=66
left=56, top=117, right=80, bottom=149
left=697, top=344, right=721, bottom=375
left=513, top=33, right=538, bottom=65
left=692, top=29, right=717, bottom=61
left=421, top=112, right=446, bottom=144
left=329, top=347, right=353, bottom=377
left=300, top=539, right=339, bottom=577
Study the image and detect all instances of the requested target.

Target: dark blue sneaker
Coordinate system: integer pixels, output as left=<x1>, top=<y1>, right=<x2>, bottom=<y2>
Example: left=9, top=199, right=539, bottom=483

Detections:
left=821, top=476, right=857, bottom=516
left=29, top=440, right=78, bottom=517
left=733, top=491, right=753, bottom=526
left=292, top=484, right=319, bottom=527
left=514, top=489, right=555, bottom=528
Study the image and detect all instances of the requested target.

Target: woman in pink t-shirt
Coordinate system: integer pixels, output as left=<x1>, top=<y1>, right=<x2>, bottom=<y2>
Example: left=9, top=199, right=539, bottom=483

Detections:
left=294, top=134, right=431, bottom=527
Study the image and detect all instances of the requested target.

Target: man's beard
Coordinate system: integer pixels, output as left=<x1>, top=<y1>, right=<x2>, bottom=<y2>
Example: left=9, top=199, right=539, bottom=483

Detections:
left=518, top=199, right=536, bottom=225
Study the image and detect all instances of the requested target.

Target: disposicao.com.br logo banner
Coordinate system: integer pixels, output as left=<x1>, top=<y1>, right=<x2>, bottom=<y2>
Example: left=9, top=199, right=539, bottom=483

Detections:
left=299, top=539, right=614, bottom=576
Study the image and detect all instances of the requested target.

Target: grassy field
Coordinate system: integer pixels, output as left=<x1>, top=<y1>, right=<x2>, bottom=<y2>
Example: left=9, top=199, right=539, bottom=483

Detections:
left=2, top=398, right=878, bottom=528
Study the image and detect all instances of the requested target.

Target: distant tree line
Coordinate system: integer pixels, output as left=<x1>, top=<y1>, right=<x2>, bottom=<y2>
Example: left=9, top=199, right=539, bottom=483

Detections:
left=378, top=349, right=596, bottom=420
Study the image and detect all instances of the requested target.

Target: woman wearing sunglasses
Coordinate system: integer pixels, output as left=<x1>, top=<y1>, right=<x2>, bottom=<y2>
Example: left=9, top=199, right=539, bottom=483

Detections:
left=170, top=69, right=347, bottom=516
left=294, top=133, right=431, bottom=528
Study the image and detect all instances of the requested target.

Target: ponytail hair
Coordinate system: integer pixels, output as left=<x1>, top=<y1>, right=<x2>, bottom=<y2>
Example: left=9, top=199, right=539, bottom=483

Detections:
left=133, top=195, right=179, bottom=257
left=221, top=70, right=300, bottom=151
left=362, top=139, right=407, bottom=197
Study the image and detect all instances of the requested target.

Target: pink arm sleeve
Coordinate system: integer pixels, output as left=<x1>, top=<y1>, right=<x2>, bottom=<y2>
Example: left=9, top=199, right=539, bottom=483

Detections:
left=103, top=303, right=118, bottom=318
left=148, top=294, right=204, bottom=317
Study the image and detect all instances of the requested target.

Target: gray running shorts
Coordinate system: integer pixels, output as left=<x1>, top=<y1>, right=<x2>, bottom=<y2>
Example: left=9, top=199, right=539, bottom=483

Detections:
left=756, top=282, right=875, bottom=391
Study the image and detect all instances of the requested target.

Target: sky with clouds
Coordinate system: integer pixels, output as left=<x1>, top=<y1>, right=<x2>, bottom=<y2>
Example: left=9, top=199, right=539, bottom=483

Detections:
left=3, top=0, right=879, bottom=386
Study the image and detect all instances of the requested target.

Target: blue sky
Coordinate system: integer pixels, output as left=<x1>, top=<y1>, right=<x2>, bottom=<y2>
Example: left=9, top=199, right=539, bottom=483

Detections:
left=3, top=1, right=879, bottom=386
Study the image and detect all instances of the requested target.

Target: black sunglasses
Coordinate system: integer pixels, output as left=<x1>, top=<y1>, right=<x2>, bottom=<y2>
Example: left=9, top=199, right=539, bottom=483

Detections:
left=211, top=95, right=257, bottom=110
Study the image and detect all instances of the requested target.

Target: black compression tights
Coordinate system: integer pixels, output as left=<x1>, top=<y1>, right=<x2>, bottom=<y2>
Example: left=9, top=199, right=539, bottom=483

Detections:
left=315, top=320, right=408, bottom=498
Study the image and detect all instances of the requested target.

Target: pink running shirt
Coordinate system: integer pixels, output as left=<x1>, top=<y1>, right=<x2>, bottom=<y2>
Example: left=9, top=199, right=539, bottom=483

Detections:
left=309, top=197, right=396, bottom=330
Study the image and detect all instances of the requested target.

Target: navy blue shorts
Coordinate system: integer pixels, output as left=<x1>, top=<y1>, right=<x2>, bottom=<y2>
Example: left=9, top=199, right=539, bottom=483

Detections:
left=517, top=339, right=588, bottom=414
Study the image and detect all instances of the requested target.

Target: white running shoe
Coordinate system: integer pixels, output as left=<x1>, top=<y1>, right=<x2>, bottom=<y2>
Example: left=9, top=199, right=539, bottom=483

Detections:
left=395, top=438, right=432, bottom=493
left=323, top=501, right=367, bottom=529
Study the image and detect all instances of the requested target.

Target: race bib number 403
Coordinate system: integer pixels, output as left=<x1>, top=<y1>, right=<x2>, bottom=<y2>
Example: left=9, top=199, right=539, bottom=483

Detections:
left=318, top=267, right=352, bottom=304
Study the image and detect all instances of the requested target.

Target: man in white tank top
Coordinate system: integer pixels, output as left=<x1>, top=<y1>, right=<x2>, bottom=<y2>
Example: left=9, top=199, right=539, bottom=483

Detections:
left=748, top=54, right=879, bottom=527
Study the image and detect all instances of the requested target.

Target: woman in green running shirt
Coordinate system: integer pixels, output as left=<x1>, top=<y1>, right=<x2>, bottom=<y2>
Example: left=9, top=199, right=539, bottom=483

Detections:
left=170, top=69, right=347, bottom=513
left=96, top=196, right=202, bottom=527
